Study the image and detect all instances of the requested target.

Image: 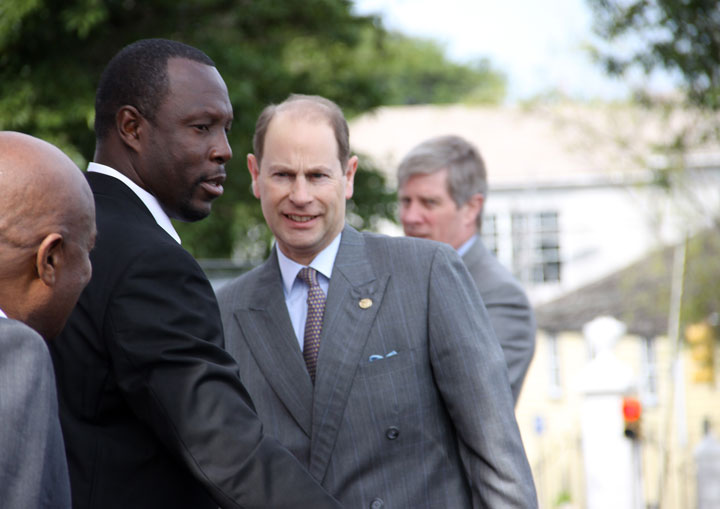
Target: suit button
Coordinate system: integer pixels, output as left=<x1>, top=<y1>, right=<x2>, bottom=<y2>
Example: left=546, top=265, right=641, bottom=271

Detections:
left=370, top=498, right=384, bottom=509
left=385, top=426, right=400, bottom=440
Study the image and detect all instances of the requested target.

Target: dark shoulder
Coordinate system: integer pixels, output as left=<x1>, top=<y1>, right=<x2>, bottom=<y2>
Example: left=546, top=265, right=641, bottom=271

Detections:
left=90, top=192, right=193, bottom=279
left=87, top=173, right=178, bottom=257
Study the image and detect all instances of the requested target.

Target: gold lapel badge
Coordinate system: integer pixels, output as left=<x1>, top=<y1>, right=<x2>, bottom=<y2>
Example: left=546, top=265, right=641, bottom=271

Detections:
left=359, top=298, right=373, bottom=309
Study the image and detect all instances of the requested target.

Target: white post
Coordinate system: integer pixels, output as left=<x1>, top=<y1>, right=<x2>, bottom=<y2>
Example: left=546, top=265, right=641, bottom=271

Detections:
left=579, top=316, right=643, bottom=509
left=695, top=420, right=720, bottom=509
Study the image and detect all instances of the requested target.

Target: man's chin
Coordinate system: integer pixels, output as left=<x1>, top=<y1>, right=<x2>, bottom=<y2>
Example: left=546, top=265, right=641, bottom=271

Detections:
left=176, top=202, right=212, bottom=222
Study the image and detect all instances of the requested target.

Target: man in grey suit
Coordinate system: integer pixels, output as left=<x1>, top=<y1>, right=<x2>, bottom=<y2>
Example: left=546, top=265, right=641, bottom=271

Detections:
left=397, top=135, right=536, bottom=404
left=217, top=94, right=538, bottom=507
left=0, top=131, right=97, bottom=508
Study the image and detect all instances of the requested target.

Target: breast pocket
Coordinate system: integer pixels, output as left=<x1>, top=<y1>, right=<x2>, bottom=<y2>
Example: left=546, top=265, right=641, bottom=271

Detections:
left=356, top=347, right=416, bottom=378
left=351, top=345, right=431, bottom=419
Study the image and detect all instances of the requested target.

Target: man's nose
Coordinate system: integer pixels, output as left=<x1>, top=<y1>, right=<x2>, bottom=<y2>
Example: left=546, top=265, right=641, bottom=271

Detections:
left=400, top=200, right=423, bottom=224
left=289, top=176, right=312, bottom=204
left=210, top=131, right=232, bottom=164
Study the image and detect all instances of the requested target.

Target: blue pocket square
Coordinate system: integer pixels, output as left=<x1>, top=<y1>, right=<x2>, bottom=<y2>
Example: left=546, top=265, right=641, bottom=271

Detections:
left=368, top=350, right=398, bottom=362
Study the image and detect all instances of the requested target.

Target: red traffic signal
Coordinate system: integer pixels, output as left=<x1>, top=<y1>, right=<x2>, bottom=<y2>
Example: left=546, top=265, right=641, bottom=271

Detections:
left=622, top=396, right=642, bottom=440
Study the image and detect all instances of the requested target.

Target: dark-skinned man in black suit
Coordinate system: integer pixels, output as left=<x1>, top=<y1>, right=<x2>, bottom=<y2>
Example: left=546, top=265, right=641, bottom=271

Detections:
left=50, top=38, right=340, bottom=509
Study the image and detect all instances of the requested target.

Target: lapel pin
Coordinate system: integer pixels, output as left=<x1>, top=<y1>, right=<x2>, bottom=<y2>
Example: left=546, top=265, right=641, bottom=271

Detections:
left=359, top=298, right=373, bottom=309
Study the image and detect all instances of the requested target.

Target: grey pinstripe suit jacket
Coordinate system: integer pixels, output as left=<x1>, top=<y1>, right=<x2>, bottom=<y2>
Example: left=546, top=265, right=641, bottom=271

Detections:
left=0, top=319, right=71, bottom=509
left=462, top=239, right=536, bottom=404
left=217, top=225, right=537, bottom=508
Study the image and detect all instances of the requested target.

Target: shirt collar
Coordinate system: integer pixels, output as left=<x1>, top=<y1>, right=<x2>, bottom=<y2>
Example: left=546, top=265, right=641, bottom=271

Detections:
left=0, top=308, right=6, bottom=319
left=277, top=233, right=342, bottom=295
left=87, top=162, right=181, bottom=244
left=456, top=234, right=478, bottom=257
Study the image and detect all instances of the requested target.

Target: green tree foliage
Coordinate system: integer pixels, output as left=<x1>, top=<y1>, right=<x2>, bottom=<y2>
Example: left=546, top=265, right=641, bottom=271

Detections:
left=367, top=31, right=506, bottom=105
left=284, top=26, right=506, bottom=106
left=0, top=0, right=504, bottom=259
left=588, top=0, right=720, bottom=110
left=588, top=0, right=720, bottom=332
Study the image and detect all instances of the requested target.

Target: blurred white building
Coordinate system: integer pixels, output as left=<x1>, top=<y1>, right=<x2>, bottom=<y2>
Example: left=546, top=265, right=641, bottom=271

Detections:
left=348, top=102, right=720, bottom=305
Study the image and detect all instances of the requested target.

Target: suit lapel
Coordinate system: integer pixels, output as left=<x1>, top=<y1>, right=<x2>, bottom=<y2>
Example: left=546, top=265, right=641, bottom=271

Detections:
left=232, top=251, right=314, bottom=436
left=308, top=226, right=390, bottom=481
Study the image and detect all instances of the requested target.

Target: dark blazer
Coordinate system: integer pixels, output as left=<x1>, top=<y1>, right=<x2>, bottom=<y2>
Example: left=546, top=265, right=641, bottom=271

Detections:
left=217, top=225, right=538, bottom=508
left=50, top=173, right=339, bottom=509
left=462, top=239, right=536, bottom=403
left=0, top=318, right=71, bottom=509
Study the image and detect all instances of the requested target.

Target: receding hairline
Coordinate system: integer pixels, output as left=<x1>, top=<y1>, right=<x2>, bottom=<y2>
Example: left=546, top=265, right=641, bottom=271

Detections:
left=264, top=99, right=340, bottom=146
left=253, top=94, right=350, bottom=170
left=276, top=97, right=338, bottom=121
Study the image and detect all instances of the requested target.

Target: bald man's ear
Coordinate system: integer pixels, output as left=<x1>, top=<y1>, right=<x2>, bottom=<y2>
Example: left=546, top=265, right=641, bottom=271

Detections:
left=116, top=106, right=144, bottom=152
left=36, top=233, right=64, bottom=287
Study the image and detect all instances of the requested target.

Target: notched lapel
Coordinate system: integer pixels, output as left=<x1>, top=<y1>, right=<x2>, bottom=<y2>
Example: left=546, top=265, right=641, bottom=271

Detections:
left=308, top=227, right=391, bottom=481
left=233, top=258, right=314, bottom=437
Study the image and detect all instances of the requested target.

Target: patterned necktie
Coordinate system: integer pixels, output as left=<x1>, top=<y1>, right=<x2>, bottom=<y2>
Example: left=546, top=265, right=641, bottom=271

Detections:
left=298, top=267, right=326, bottom=383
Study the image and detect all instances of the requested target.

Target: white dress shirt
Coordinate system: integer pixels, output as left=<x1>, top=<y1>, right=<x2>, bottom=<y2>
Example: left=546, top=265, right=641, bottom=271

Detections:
left=88, top=162, right=181, bottom=244
left=276, top=234, right=341, bottom=351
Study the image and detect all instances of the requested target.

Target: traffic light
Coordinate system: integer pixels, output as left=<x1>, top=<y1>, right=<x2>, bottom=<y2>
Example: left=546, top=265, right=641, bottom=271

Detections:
left=622, top=396, right=642, bottom=440
left=685, top=322, right=715, bottom=384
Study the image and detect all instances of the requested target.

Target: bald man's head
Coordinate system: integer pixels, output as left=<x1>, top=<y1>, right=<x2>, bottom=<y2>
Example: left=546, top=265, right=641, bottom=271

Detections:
left=0, top=132, right=96, bottom=340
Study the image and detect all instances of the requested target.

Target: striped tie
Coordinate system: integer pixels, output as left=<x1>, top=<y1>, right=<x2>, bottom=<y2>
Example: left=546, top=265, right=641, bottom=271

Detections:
left=298, top=267, right=326, bottom=383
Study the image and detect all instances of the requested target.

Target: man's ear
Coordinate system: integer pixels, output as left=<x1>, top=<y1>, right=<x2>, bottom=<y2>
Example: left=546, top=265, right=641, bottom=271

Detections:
left=116, top=105, right=144, bottom=152
left=247, top=154, right=261, bottom=198
left=344, top=155, right=359, bottom=200
left=463, top=193, right=484, bottom=226
left=35, top=233, right=64, bottom=287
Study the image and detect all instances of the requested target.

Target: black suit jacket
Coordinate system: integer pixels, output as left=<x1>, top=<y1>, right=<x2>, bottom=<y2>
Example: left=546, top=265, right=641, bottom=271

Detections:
left=50, top=172, right=339, bottom=509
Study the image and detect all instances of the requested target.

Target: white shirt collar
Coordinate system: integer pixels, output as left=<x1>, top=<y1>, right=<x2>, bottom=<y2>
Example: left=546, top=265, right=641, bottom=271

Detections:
left=276, top=233, right=342, bottom=296
left=0, top=308, right=6, bottom=319
left=457, top=234, right=478, bottom=257
left=88, top=162, right=181, bottom=244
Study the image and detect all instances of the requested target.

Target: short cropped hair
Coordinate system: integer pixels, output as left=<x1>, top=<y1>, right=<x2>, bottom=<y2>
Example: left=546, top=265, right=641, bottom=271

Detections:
left=94, top=38, right=215, bottom=139
left=397, top=135, right=487, bottom=226
left=252, top=94, right=351, bottom=171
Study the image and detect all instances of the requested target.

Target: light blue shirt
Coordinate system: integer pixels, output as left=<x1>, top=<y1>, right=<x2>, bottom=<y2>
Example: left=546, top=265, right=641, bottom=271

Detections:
left=276, top=234, right=341, bottom=351
left=88, top=162, right=181, bottom=244
left=457, top=234, right=478, bottom=257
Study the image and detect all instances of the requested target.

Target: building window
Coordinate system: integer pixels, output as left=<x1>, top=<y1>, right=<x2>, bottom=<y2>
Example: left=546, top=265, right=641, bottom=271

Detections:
left=511, top=210, right=561, bottom=284
left=640, top=337, right=658, bottom=406
left=482, top=214, right=498, bottom=256
left=547, top=334, right=563, bottom=399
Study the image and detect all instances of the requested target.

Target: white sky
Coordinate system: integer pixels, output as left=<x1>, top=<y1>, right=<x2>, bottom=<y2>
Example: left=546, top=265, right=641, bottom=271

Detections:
left=352, top=0, right=673, bottom=103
